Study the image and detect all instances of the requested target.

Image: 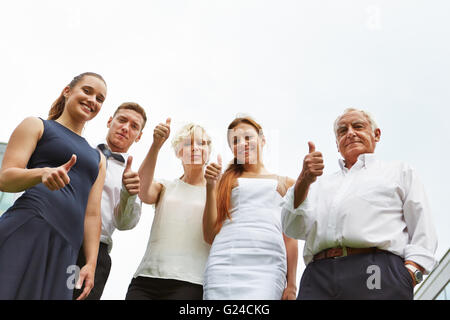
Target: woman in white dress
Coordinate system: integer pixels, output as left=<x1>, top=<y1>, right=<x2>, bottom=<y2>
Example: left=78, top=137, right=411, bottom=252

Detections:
left=125, top=120, right=212, bottom=299
left=203, top=116, right=298, bottom=300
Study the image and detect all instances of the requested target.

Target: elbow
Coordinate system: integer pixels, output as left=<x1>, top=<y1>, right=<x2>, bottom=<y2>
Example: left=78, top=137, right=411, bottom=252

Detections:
left=138, top=190, right=157, bottom=205
left=202, top=229, right=215, bottom=245
left=204, top=236, right=214, bottom=245
left=0, top=176, right=11, bottom=193
left=0, top=172, right=7, bottom=192
left=138, top=192, right=150, bottom=204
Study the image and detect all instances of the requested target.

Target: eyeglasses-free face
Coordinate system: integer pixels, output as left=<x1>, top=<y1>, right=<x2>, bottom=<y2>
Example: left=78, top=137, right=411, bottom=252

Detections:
left=336, top=110, right=381, bottom=168
left=228, top=122, right=264, bottom=165
left=63, top=75, right=107, bottom=122
left=177, top=127, right=211, bottom=166
left=106, top=109, right=144, bottom=153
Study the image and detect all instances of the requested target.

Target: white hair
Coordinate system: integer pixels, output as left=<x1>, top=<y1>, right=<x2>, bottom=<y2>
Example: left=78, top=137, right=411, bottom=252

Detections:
left=333, top=108, right=379, bottom=137
left=171, top=123, right=212, bottom=155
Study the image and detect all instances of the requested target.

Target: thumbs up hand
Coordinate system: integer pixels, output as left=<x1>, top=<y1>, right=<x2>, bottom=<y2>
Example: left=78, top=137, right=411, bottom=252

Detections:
left=42, top=154, right=77, bottom=191
left=153, top=117, right=171, bottom=149
left=122, top=156, right=140, bottom=195
left=301, top=141, right=324, bottom=184
left=205, top=154, right=223, bottom=187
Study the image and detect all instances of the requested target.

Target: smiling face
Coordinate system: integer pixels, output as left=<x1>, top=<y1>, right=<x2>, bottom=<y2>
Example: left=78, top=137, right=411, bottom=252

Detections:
left=106, top=108, right=144, bottom=153
left=336, top=110, right=381, bottom=168
left=176, top=127, right=211, bottom=166
left=63, top=75, right=107, bottom=122
left=228, top=122, right=264, bottom=165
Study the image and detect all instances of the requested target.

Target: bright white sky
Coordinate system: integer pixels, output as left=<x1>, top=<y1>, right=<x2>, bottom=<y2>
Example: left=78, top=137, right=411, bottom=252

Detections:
left=0, top=1, right=449, bottom=299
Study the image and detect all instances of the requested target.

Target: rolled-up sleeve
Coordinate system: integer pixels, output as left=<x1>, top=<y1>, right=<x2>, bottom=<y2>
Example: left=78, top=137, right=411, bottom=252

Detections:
left=402, top=165, right=438, bottom=274
left=113, top=186, right=142, bottom=230
left=281, top=185, right=313, bottom=240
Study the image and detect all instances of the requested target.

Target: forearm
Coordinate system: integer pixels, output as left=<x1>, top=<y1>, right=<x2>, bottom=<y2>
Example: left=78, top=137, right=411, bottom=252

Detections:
left=82, top=214, right=101, bottom=267
left=138, top=144, right=160, bottom=200
left=80, top=153, right=105, bottom=268
left=0, top=167, right=47, bottom=192
left=203, top=184, right=219, bottom=244
left=284, top=235, right=298, bottom=289
left=293, top=174, right=311, bottom=209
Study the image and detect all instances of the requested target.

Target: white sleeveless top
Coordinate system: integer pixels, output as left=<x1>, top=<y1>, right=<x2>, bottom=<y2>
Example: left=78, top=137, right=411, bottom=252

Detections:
left=133, top=179, right=211, bottom=285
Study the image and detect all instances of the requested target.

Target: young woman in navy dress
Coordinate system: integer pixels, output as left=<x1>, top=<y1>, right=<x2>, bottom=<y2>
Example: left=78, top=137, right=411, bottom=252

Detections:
left=0, top=72, right=107, bottom=300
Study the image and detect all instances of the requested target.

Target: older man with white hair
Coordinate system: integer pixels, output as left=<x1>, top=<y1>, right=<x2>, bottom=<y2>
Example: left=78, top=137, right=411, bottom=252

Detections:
left=282, top=108, right=438, bottom=299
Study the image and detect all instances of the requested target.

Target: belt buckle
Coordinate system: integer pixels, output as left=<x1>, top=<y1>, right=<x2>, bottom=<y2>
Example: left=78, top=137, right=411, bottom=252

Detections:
left=333, top=246, right=348, bottom=259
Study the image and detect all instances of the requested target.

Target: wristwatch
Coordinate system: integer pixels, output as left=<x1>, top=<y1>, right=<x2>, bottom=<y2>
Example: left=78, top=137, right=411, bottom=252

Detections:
left=405, top=264, right=424, bottom=284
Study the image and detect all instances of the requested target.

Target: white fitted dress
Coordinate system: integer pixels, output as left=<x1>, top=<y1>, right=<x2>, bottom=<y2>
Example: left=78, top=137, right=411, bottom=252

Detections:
left=203, top=177, right=287, bottom=300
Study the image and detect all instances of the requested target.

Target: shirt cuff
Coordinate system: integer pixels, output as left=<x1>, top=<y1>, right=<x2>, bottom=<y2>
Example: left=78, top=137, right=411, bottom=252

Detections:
left=282, top=185, right=311, bottom=216
left=404, top=244, right=438, bottom=274
left=114, top=186, right=141, bottom=230
left=120, top=185, right=137, bottom=202
left=281, top=186, right=311, bottom=240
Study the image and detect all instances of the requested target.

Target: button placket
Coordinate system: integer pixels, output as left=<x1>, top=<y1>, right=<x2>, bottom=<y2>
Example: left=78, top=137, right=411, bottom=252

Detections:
left=327, top=170, right=354, bottom=248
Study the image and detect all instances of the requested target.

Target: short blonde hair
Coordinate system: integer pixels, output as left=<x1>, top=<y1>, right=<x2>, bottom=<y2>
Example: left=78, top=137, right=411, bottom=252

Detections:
left=171, top=123, right=212, bottom=155
left=333, top=108, right=379, bottom=137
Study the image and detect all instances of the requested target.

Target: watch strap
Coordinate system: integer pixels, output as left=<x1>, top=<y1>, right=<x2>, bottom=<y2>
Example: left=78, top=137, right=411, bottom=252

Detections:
left=404, top=260, right=425, bottom=273
left=405, top=264, right=419, bottom=274
left=405, top=264, right=423, bottom=285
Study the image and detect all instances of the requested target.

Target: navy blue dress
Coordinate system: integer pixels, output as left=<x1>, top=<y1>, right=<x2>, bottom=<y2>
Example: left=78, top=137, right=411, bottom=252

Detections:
left=0, top=119, right=100, bottom=300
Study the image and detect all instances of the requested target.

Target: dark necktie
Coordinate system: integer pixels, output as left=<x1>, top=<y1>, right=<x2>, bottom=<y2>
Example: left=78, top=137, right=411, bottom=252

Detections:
left=97, top=144, right=125, bottom=163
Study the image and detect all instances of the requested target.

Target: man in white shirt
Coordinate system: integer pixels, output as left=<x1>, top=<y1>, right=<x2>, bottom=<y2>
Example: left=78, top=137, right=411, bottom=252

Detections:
left=282, top=108, right=438, bottom=299
left=73, top=102, right=146, bottom=300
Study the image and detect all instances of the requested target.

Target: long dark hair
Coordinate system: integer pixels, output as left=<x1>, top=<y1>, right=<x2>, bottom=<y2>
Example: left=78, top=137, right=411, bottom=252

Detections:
left=48, top=72, right=106, bottom=120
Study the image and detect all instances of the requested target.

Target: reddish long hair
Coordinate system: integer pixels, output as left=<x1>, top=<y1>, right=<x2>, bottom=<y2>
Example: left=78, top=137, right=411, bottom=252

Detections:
left=215, top=116, right=263, bottom=228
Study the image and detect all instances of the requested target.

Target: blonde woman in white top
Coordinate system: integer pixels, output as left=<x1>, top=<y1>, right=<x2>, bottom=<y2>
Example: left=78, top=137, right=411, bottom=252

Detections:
left=125, top=119, right=212, bottom=300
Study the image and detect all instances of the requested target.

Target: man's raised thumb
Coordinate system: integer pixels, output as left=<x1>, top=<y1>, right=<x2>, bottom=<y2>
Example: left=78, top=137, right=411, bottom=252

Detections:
left=308, top=141, right=316, bottom=154
left=217, top=154, right=222, bottom=167
left=125, top=156, right=133, bottom=171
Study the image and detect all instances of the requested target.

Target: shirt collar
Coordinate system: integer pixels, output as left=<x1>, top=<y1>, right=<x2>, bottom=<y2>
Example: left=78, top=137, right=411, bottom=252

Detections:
left=97, top=140, right=128, bottom=165
left=338, top=153, right=377, bottom=172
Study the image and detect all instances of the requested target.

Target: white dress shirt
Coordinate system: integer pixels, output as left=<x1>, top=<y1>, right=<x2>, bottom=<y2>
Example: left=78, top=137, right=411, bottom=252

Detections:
left=97, top=142, right=142, bottom=253
left=282, top=153, right=438, bottom=273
